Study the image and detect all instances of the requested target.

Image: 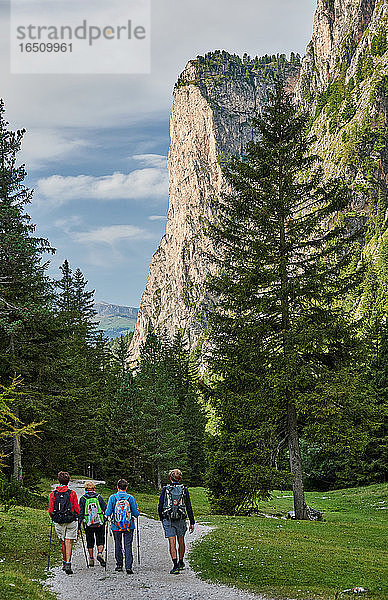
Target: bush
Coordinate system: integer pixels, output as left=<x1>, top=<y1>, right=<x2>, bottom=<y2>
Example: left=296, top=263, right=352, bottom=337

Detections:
left=0, top=477, right=47, bottom=511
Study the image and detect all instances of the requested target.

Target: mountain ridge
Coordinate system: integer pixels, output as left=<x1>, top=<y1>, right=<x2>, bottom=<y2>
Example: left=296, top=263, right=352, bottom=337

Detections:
left=93, top=302, right=138, bottom=339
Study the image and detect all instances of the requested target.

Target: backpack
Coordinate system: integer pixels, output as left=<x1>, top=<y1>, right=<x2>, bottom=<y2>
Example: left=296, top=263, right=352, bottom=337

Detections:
left=84, top=495, right=104, bottom=528
left=51, top=489, right=75, bottom=524
left=162, top=484, right=187, bottom=521
left=114, top=494, right=132, bottom=531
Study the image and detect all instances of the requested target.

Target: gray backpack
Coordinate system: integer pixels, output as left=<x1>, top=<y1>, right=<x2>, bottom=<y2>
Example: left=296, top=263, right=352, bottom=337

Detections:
left=162, top=484, right=187, bottom=521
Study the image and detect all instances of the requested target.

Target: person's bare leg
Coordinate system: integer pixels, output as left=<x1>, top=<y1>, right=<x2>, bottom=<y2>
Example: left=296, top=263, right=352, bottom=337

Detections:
left=168, top=536, right=177, bottom=560
left=97, top=544, right=103, bottom=554
left=60, top=540, right=66, bottom=560
left=64, top=539, right=73, bottom=562
left=88, top=548, right=94, bottom=558
left=178, top=536, right=185, bottom=561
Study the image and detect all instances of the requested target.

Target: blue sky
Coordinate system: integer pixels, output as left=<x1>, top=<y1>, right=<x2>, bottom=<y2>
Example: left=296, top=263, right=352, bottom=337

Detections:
left=1, top=0, right=316, bottom=306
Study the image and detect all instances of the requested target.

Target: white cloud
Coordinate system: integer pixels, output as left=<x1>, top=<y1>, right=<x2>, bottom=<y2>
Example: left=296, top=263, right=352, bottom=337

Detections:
left=149, top=215, right=167, bottom=221
left=36, top=159, right=168, bottom=207
left=20, top=129, right=89, bottom=170
left=132, top=154, right=167, bottom=169
left=72, top=225, right=153, bottom=245
left=54, top=215, right=83, bottom=231
left=1, top=1, right=315, bottom=133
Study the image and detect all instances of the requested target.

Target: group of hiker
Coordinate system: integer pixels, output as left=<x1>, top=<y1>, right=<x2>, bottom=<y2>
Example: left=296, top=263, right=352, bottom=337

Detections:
left=48, top=468, right=195, bottom=576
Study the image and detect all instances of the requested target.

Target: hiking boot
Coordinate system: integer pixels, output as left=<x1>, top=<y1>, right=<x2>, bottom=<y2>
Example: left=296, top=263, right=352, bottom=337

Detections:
left=115, top=565, right=123, bottom=572
left=96, top=553, right=106, bottom=567
left=178, top=560, right=185, bottom=570
left=170, top=565, right=180, bottom=575
left=126, top=568, right=134, bottom=574
left=62, top=561, right=66, bottom=571
left=64, top=563, right=73, bottom=575
left=89, top=557, right=95, bottom=567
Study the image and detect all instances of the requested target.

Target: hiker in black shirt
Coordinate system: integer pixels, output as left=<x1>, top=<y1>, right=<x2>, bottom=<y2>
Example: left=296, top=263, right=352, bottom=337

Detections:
left=78, top=480, right=107, bottom=567
left=158, top=468, right=195, bottom=574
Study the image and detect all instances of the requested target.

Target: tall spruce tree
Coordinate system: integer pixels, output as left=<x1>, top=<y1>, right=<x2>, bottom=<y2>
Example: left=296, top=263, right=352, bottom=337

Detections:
left=0, top=100, right=55, bottom=480
left=135, top=332, right=187, bottom=488
left=206, top=82, right=362, bottom=517
left=165, top=332, right=206, bottom=485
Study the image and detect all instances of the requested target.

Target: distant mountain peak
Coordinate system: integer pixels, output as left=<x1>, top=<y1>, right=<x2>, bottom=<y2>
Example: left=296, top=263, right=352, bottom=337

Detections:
left=94, top=301, right=139, bottom=318
left=93, top=302, right=139, bottom=339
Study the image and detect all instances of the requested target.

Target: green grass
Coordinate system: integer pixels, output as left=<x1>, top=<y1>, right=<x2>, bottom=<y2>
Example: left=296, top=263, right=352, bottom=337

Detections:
left=2, top=481, right=384, bottom=600
left=187, top=484, right=388, bottom=600
left=97, top=481, right=387, bottom=598
left=0, top=506, right=59, bottom=600
left=97, top=482, right=387, bottom=600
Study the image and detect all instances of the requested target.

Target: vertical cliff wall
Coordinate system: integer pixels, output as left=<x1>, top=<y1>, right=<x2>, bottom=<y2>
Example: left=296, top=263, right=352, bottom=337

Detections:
left=129, top=0, right=387, bottom=364
left=128, top=53, right=300, bottom=363
left=295, top=0, right=387, bottom=214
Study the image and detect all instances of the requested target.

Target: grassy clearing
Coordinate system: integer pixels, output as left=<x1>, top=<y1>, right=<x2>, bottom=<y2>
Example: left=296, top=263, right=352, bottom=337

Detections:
left=98, top=481, right=387, bottom=599
left=2, top=480, right=383, bottom=600
left=0, top=505, right=59, bottom=600
left=188, top=484, right=388, bottom=600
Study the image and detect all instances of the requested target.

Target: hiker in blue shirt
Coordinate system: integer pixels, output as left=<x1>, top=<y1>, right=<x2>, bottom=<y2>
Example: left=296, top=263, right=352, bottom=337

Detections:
left=105, top=479, right=139, bottom=574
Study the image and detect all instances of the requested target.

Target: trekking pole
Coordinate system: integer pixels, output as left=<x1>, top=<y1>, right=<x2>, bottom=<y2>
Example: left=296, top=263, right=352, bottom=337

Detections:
left=79, top=523, right=90, bottom=568
left=136, top=516, right=140, bottom=565
left=47, top=520, right=53, bottom=569
left=104, top=518, right=109, bottom=571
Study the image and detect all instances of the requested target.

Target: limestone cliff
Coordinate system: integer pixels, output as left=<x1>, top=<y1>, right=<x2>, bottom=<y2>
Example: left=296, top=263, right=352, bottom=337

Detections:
left=296, top=0, right=379, bottom=96
left=127, top=53, right=300, bottom=363
left=296, top=0, right=387, bottom=214
left=128, top=0, right=387, bottom=364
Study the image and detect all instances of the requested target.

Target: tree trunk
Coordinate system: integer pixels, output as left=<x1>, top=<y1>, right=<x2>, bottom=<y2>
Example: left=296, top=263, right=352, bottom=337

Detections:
left=10, top=334, right=22, bottom=483
left=13, top=408, right=23, bottom=482
left=157, top=464, right=162, bottom=489
left=287, top=401, right=308, bottom=520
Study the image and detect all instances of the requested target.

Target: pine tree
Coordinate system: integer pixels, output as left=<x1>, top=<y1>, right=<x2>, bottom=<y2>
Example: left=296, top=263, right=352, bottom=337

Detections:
left=73, top=268, right=97, bottom=327
left=135, top=332, right=187, bottom=488
left=101, top=371, right=143, bottom=486
left=205, top=82, right=362, bottom=517
left=56, top=260, right=74, bottom=312
left=165, top=332, right=206, bottom=485
left=0, top=100, right=55, bottom=480
left=112, top=334, right=132, bottom=378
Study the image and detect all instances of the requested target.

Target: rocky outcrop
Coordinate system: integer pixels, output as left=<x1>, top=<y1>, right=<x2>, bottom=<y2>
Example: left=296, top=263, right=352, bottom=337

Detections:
left=296, top=0, right=379, bottom=98
left=128, top=0, right=387, bottom=364
left=296, top=0, right=387, bottom=215
left=127, top=53, right=300, bottom=363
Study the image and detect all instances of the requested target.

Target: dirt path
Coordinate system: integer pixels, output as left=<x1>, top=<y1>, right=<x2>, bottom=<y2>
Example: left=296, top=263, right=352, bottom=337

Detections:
left=45, top=480, right=265, bottom=600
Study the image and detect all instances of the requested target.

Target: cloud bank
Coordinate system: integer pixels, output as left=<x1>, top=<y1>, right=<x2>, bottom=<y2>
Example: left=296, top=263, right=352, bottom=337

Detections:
left=72, top=224, right=153, bottom=245
left=36, top=154, right=168, bottom=207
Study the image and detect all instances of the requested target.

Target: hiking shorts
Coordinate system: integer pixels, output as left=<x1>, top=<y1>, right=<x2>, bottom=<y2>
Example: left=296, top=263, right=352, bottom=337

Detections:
left=162, top=518, right=187, bottom=538
left=54, top=520, right=78, bottom=541
left=85, top=524, right=105, bottom=549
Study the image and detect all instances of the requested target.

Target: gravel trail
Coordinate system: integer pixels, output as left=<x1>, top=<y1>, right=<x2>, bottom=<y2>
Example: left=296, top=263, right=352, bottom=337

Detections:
left=45, top=480, right=266, bottom=600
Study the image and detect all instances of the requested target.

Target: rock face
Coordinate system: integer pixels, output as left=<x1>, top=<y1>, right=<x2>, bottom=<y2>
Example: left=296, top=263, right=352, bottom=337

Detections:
left=128, top=0, right=387, bottom=363
left=127, top=53, right=300, bottom=363
left=296, top=0, right=387, bottom=214
left=295, top=0, right=379, bottom=97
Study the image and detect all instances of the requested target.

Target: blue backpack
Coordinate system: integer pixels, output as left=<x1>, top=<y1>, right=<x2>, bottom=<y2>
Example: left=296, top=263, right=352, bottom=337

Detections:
left=114, top=494, right=132, bottom=530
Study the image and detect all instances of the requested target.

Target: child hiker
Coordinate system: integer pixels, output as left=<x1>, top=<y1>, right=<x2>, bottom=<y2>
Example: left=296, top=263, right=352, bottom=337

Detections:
left=105, top=479, right=139, bottom=574
left=48, top=471, right=80, bottom=575
left=78, top=480, right=107, bottom=567
left=158, top=468, right=195, bottom=574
